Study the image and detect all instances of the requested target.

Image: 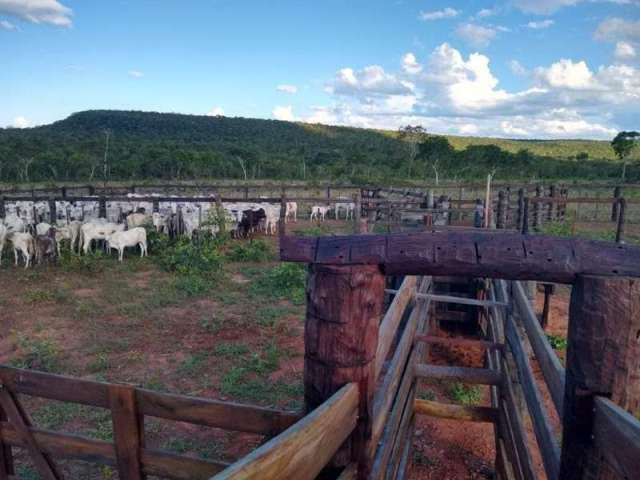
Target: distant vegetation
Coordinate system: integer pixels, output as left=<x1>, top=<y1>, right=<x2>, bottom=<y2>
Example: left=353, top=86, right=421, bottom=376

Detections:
left=0, top=110, right=638, bottom=184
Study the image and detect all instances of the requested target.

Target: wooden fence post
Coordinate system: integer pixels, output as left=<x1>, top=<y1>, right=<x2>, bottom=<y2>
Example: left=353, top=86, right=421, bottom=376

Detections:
left=99, top=196, right=107, bottom=219
left=615, top=198, right=626, bottom=243
left=304, top=264, right=385, bottom=478
left=48, top=198, right=57, bottom=224
left=353, top=192, right=364, bottom=234
left=559, top=275, right=640, bottom=480
left=547, top=184, right=556, bottom=223
left=496, top=190, right=506, bottom=229
left=0, top=195, right=4, bottom=219
left=279, top=194, right=287, bottom=238
left=152, top=199, right=160, bottom=213
left=521, top=196, right=529, bottom=235
left=109, top=384, right=145, bottom=480
left=516, top=188, right=524, bottom=232
left=611, top=186, right=621, bottom=222
left=533, top=185, right=542, bottom=230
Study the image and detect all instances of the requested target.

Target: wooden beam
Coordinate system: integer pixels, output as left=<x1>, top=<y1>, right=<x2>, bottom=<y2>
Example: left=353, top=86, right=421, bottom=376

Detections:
left=279, top=232, right=640, bottom=283
left=109, top=384, right=144, bottom=480
left=415, top=335, right=504, bottom=351
left=211, top=383, right=359, bottom=480
left=559, top=275, right=640, bottom=480
left=414, top=364, right=502, bottom=386
left=418, top=293, right=508, bottom=308
left=413, top=399, right=498, bottom=423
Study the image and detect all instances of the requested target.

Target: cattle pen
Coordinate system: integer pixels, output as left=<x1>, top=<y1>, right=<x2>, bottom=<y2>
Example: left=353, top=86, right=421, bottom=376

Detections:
left=1, top=224, right=640, bottom=479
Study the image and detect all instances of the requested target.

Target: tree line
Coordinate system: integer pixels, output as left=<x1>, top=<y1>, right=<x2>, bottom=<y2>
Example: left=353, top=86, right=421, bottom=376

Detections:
left=0, top=110, right=637, bottom=185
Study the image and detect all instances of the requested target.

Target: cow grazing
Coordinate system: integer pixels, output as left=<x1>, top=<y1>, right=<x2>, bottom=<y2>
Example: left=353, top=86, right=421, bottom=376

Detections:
left=106, top=227, right=148, bottom=262
left=310, top=205, right=330, bottom=222
left=9, top=232, right=34, bottom=268
left=81, top=222, right=125, bottom=254
left=239, top=208, right=266, bottom=237
left=285, top=202, right=297, bottom=223
left=35, top=228, right=58, bottom=265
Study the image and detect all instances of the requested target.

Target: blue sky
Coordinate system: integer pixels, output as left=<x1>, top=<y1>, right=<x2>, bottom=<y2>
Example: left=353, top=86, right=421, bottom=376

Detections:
left=1, top=0, right=639, bottom=139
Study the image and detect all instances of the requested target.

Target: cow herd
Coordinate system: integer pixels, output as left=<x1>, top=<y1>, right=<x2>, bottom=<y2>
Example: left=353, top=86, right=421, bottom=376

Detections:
left=0, top=195, right=356, bottom=269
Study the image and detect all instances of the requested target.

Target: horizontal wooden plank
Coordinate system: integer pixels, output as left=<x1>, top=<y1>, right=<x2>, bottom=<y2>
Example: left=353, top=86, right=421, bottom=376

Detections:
left=414, top=399, right=498, bottom=423
left=593, top=396, right=640, bottom=480
left=512, top=281, right=565, bottom=415
left=415, top=335, right=504, bottom=351
left=414, top=364, right=502, bottom=386
left=0, top=422, right=229, bottom=480
left=211, top=383, right=359, bottom=480
left=280, top=231, right=640, bottom=283
left=418, top=293, right=508, bottom=308
left=137, top=388, right=301, bottom=435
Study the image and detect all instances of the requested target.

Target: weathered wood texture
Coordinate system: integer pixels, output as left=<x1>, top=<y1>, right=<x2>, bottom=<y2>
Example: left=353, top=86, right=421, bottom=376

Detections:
left=211, top=383, right=359, bottom=480
left=415, top=335, right=503, bottom=351
left=414, top=399, right=498, bottom=423
left=513, top=281, right=565, bottom=415
left=559, top=275, right=640, bottom=480
left=280, top=232, right=640, bottom=283
left=109, top=384, right=144, bottom=480
left=304, top=264, right=385, bottom=476
left=375, top=276, right=417, bottom=378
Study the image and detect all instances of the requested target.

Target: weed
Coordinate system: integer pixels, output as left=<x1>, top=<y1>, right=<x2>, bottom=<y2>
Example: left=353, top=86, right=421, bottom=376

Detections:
left=547, top=334, right=568, bottom=350
left=10, top=334, right=62, bottom=372
left=250, top=263, right=306, bottom=305
left=448, top=382, right=482, bottom=405
left=88, top=352, right=110, bottom=373
left=178, top=352, right=210, bottom=376
left=200, top=314, right=224, bottom=333
left=59, top=249, right=107, bottom=274
left=173, top=274, right=211, bottom=296
left=157, top=238, right=223, bottom=279
left=226, top=239, right=273, bottom=262
left=293, top=224, right=333, bottom=237
left=417, top=387, right=436, bottom=401
left=214, top=342, right=250, bottom=357
left=32, top=401, right=83, bottom=430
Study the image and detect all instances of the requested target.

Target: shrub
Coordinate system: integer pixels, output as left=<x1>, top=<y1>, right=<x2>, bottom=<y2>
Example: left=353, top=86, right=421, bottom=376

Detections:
left=10, top=334, right=62, bottom=372
left=448, top=382, right=482, bottom=405
left=250, top=263, right=306, bottom=304
left=226, top=239, right=273, bottom=262
left=157, top=238, right=223, bottom=278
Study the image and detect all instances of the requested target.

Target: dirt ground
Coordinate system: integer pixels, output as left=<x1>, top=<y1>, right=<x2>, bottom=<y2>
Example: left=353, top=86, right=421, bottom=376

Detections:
left=0, top=218, right=574, bottom=479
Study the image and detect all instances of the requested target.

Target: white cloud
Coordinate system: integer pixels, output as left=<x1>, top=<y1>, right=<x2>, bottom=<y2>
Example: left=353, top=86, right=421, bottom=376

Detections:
left=595, top=17, right=640, bottom=43
left=513, top=0, right=579, bottom=15
left=330, top=65, right=414, bottom=97
left=455, top=23, right=497, bottom=48
left=0, top=0, right=72, bottom=27
left=12, top=116, right=30, bottom=128
left=0, top=19, right=15, bottom=30
left=272, top=105, right=295, bottom=121
left=526, top=19, right=554, bottom=29
left=310, top=43, right=638, bottom=139
left=510, top=60, right=528, bottom=76
left=207, top=107, right=225, bottom=116
left=615, top=41, right=637, bottom=59
left=535, top=59, right=593, bottom=89
left=476, top=8, right=497, bottom=18
left=419, top=7, right=459, bottom=21
left=276, top=84, right=297, bottom=94
left=401, top=53, right=422, bottom=74
left=128, top=70, right=144, bottom=78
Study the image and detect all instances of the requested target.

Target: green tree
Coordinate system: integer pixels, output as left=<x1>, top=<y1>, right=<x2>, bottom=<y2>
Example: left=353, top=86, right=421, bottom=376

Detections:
left=611, top=131, right=640, bottom=181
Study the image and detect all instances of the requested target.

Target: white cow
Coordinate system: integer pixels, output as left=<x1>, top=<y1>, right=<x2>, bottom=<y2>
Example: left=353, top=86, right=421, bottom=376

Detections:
left=261, top=204, right=280, bottom=235
left=285, top=202, right=297, bottom=223
left=106, top=227, right=148, bottom=262
left=126, top=212, right=151, bottom=229
left=310, top=205, right=330, bottom=222
left=4, top=215, right=25, bottom=234
left=67, top=221, right=82, bottom=253
left=54, top=226, right=72, bottom=256
left=9, top=232, right=34, bottom=268
left=81, top=222, right=125, bottom=254
left=36, top=222, right=52, bottom=236
left=152, top=212, right=168, bottom=233
left=335, top=202, right=356, bottom=220
left=0, top=224, right=7, bottom=265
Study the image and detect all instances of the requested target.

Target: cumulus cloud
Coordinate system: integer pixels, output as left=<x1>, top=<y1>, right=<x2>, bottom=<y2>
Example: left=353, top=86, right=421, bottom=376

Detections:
left=513, top=0, right=579, bottom=15
left=455, top=23, right=497, bottom=48
left=306, top=42, right=639, bottom=139
left=476, top=8, right=498, bottom=18
left=276, top=84, right=297, bottom=94
left=0, top=19, right=15, bottom=30
left=207, top=107, right=225, bottom=116
left=615, top=41, right=636, bottom=59
left=401, top=53, right=422, bottom=74
left=595, top=17, right=640, bottom=43
left=329, top=65, right=414, bottom=97
left=419, top=7, right=459, bottom=21
left=272, top=105, right=295, bottom=121
left=12, top=116, right=30, bottom=128
left=526, top=19, right=554, bottom=29
left=0, top=0, right=72, bottom=27
left=128, top=70, right=144, bottom=78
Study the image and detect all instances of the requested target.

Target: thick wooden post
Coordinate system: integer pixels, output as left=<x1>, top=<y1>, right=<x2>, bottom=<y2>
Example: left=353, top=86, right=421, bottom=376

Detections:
left=533, top=185, right=542, bottom=230
left=48, top=198, right=57, bottom=224
left=99, top=196, right=107, bottom=219
left=152, top=199, right=160, bottom=213
left=547, top=184, right=556, bottom=223
left=615, top=198, right=626, bottom=243
left=305, top=264, right=385, bottom=478
left=516, top=188, right=524, bottom=231
left=611, top=186, right=621, bottom=222
left=0, top=196, right=4, bottom=219
left=559, top=276, right=640, bottom=480
left=521, top=196, right=529, bottom=235
left=353, top=192, right=364, bottom=233
left=496, top=190, right=506, bottom=229
left=279, top=194, right=287, bottom=238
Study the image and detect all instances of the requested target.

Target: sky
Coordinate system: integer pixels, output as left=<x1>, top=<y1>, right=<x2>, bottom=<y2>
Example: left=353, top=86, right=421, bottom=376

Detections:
left=1, top=0, right=639, bottom=140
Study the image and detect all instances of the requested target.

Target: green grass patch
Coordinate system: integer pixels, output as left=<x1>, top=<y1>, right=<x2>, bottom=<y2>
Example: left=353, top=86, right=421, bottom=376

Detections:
left=214, top=342, right=250, bottom=357
left=546, top=334, right=568, bottom=350
left=250, top=263, right=306, bottom=305
left=293, top=224, right=334, bottom=237
left=10, top=334, right=62, bottom=372
left=448, top=382, right=482, bottom=405
left=226, top=239, right=273, bottom=262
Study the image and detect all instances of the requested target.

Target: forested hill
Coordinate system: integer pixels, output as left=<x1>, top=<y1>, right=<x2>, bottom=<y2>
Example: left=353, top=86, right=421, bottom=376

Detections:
left=0, top=110, right=636, bottom=184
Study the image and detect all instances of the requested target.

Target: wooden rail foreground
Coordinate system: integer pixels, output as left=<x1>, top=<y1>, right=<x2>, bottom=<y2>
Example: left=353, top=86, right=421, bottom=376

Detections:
left=280, top=231, right=640, bottom=282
